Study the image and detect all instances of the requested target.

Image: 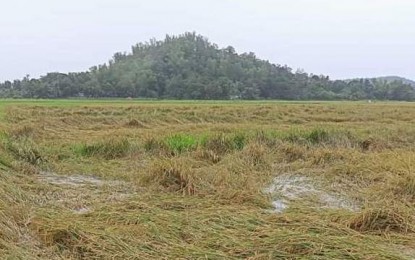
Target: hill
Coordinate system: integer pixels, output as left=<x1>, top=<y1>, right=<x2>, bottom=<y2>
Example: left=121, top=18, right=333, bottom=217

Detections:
left=375, top=76, right=415, bottom=88
left=0, top=32, right=414, bottom=100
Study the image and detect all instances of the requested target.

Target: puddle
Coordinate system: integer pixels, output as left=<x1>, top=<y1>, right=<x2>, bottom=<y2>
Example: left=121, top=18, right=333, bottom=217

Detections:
left=266, top=174, right=359, bottom=213
left=39, top=172, right=104, bottom=186
left=37, top=171, right=138, bottom=214
left=38, top=171, right=127, bottom=187
left=272, top=199, right=288, bottom=213
left=73, top=207, right=91, bottom=214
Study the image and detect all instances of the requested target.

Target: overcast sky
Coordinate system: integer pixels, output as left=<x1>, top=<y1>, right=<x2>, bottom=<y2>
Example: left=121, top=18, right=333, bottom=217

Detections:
left=1, top=0, right=415, bottom=81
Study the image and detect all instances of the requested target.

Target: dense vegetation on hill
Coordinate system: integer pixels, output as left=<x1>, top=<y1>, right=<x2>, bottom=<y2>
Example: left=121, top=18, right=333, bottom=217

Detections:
left=375, top=76, right=415, bottom=88
left=1, top=32, right=414, bottom=100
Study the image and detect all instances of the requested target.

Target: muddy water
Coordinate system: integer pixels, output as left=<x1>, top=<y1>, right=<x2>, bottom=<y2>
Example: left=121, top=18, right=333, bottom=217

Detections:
left=37, top=171, right=137, bottom=214
left=38, top=172, right=105, bottom=186
left=265, top=174, right=359, bottom=213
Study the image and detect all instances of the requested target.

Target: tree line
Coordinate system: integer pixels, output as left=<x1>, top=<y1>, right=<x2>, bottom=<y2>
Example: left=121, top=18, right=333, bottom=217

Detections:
left=1, top=32, right=414, bottom=101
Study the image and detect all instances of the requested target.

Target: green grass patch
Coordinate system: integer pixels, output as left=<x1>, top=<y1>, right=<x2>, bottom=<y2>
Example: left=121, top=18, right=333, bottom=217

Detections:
left=164, top=134, right=198, bottom=154
left=74, top=138, right=132, bottom=159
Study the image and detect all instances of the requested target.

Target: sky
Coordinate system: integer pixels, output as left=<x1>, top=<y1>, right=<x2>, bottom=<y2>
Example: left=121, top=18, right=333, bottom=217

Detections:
left=1, top=0, right=415, bottom=81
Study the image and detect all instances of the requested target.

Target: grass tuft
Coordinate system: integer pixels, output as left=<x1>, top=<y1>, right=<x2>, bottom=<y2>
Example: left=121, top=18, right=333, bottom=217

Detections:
left=307, top=128, right=330, bottom=144
left=348, top=208, right=414, bottom=233
left=164, top=134, right=197, bottom=154
left=393, top=174, right=415, bottom=201
left=242, top=142, right=268, bottom=167
left=195, top=149, right=221, bottom=164
left=74, top=138, right=132, bottom=159
left=143, top=158, right=196, bottom=195
left=4, top=138, right=43, bottom=165
left=201, top=133, right=247, bottom=155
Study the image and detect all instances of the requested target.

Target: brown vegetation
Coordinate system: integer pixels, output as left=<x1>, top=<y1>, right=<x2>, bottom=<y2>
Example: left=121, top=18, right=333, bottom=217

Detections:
left=0, top=100, right=414, bottom=259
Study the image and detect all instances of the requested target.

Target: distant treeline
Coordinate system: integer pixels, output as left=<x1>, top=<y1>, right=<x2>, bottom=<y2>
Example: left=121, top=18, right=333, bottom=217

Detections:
left=1, top=32, right=414, bottom=100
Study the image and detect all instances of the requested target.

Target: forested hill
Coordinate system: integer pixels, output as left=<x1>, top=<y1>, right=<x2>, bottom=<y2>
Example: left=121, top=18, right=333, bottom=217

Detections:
left=375, top=76, right=415, bottom=88
left=1, top=32, right=414, bottom=100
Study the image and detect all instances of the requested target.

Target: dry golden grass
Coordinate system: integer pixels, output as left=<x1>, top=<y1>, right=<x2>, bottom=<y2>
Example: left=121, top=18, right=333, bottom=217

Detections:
left=0, top=100, right=414, bottom=259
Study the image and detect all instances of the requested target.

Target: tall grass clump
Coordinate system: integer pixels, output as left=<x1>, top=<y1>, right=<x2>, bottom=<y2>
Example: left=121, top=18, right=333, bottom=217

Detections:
left=164, top=134, right=198, bottom=154
left=0, top=143, right=12, bottom=169
left=194, top=149, right=222, bottom=164
left=392, top=174, right=415, bottom=201
left=201, top=132, right=247, bottom=154
left=285, top=128, right=330, bottom=144
left=74, top=138, right=132, bottom=159
left=347, top=208, right=414, bottom=233
left=253, top=130, right=279, bottom=148
left=0, top=155, right=12, bottom=169
left=242, top=142, right=269, bottom=168
left=231, top=132, right=247, bottom=150
left=142, top=158, right=196, bottom=195
left=200, top=134, right=230, bottom=155
left=285, top=128, right=358, bottom=148
left=306, top=128, right=330, bottom=144
left=4, top=138, right=43, bottom=165
left=143, top=137, right=167, bottom=154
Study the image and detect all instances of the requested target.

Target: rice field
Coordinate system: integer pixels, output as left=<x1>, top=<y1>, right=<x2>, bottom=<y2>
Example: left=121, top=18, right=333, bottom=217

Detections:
left=0, top=99, right=414, bottom=259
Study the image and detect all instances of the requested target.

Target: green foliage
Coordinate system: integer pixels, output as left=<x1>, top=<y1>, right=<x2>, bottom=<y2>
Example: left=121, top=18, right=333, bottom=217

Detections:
left=284, top=128, right=357, bottom=147
left=231, top=133, right=247, bottom=150
left=307, top=129, right=330, bottom=144
left=164, top=134, right=197, bottom=154
left=1, top=32, right=414, bottom=101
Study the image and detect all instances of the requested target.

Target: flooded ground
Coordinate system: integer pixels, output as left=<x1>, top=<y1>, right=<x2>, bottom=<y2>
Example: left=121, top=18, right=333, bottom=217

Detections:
left=39, top=172, right=105, bottom=186
left=266, top=174, right=359, bottom=213
left=37, top=171, right=138, bottom=214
